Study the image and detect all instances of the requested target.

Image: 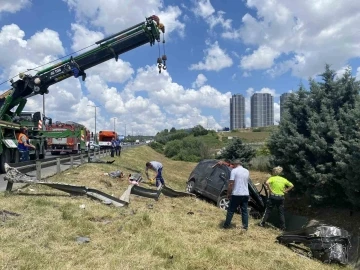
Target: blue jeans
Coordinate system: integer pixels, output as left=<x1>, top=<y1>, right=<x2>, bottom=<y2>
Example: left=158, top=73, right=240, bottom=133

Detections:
left=155, top=167, right=165, bottom=187
left=19, top=150, right=29, bottom=162
left=224, top=195, right=249, bottom=229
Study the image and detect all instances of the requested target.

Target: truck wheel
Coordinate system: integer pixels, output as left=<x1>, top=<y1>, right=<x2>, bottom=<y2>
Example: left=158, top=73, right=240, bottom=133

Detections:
left=51, top=151, right=58, bottom=155
left=0, top=148, right=11, bottom=173
left=12, top=149, right=20, bottom=163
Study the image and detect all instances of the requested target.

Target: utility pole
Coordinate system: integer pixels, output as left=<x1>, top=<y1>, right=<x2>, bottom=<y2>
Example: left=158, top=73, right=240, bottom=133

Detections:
left=87, top=104, right=100, bottom=143
left=111, top=117, right=116, bottom=133
left=125, top=124, right=127, bottom=138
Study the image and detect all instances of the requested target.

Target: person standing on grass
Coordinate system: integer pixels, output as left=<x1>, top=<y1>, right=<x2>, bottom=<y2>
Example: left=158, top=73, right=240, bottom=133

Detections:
left=145, top=161, right=165, bottom=187
left=223, top=159, right=250, bottom=230
left=258, top=166, right=294, bottom=231
left=115, top=138, right=121, bottom=156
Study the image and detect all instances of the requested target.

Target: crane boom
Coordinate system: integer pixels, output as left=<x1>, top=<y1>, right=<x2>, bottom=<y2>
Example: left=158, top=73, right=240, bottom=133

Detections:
left=0, top=15, right=166, bottom=122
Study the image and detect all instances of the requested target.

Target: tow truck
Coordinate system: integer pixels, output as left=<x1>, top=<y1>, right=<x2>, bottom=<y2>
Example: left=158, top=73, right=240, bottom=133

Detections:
left=0, top=15, right=166, bottom=173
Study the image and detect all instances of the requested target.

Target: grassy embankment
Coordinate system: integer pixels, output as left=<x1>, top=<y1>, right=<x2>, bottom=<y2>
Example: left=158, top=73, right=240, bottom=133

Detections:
left=0, top=146, right=348, bottom=270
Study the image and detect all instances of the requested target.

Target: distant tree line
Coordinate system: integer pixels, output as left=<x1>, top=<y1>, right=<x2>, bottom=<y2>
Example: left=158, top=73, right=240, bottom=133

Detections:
left=149, top=125, right=216, bottom=162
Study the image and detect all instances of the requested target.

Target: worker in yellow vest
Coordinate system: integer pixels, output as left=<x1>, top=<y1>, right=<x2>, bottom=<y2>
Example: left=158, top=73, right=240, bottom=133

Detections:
left=258, top=166, right=294, bottom=231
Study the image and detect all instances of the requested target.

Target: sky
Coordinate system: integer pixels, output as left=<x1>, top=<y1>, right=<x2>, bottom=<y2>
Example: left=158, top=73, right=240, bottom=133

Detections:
left=0, top=0, right=360, bottom=136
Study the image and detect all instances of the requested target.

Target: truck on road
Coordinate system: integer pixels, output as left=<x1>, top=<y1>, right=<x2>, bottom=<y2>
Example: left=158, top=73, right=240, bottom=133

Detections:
left=47, top=121, right=90, bottom=154
left=98, top=130, right=117, bottom=149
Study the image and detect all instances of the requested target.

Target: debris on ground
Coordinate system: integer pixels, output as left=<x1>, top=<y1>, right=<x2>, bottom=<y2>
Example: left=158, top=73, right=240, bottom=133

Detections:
left=104, top=170, right=124, bottom=178
left=76, top=236, right=90, bottom=244
left=1, top=210, right=21, bottom=222
left=277, top=224, right=351, bottom=265
left=89, top=158, right=115, bottom=164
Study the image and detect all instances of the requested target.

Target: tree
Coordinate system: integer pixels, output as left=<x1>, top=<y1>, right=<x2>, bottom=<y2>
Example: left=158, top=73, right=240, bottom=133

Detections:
left=170, top=127, right=176, bottom=133
left=268, top=65, right=360, bottom=207
left=218, top=138, right=256, bottom=168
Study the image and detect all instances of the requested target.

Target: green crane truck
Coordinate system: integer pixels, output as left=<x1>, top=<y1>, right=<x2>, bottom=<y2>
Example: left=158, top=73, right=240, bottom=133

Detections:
left=0, top=15, right=166, bottom=173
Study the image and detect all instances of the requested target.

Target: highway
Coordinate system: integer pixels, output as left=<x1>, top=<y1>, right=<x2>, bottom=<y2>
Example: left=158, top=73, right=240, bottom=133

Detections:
left=0, top=144, right=143, bottom=191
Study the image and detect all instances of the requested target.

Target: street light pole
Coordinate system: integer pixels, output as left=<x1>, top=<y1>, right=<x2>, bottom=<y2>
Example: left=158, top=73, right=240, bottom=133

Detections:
left=111, top=117, right=116, bottom=133
left=87, top=104, right=100, bottom=143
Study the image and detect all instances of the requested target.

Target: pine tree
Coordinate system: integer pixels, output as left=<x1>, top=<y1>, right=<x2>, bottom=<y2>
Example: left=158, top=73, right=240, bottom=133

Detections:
left=268, top=65, right=360, bottom=207
left=218, top=138, right=255, bottom=168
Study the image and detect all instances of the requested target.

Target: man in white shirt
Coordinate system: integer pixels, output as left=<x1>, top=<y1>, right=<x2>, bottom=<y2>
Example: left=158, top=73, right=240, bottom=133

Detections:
left=223, top=159, right=250, bottom=230
left=145, top=161, right=165, bottom=187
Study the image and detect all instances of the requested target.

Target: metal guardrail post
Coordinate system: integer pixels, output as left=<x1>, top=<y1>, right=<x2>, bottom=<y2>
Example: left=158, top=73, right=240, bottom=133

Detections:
left=56, top=158, right=61, bottom=174
left=36, top=160, right=41, bottom=181
left=81, top=152, right=84, bottom=164
left=70, top=156, right=74, bottom=168
left=6, top=182, right=13, bottom=192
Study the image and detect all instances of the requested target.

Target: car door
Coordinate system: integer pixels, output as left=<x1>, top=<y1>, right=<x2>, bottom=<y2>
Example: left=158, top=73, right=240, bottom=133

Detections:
left=194, top=162, right=215, bottom=194
left=204, top=165, right=227, bottom=201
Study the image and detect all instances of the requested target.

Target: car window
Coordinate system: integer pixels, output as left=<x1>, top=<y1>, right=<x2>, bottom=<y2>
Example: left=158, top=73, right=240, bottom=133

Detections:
left=195, top=162, right=215, bottom=178
left=210, top=166, right=227, bottom=182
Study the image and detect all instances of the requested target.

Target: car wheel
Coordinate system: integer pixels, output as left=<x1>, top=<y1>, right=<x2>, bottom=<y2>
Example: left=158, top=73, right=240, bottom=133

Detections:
left=186, top=180, right=195, bottom=193
left=217, top=195, right=230, bottom=211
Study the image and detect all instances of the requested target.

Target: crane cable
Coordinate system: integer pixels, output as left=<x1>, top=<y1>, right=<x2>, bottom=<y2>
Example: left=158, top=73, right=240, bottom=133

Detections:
left=0, top=43, right=97, bottom=87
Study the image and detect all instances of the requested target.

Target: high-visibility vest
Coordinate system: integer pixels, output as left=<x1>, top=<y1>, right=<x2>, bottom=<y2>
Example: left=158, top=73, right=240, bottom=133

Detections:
left=17, top=133, right=28, bottom=151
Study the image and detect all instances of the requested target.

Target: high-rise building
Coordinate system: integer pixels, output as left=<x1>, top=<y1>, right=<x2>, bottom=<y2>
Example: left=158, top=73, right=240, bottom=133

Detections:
left=251, top=93, right=274, bottom=127
left=280, top=92, right=292, bottom=121
left=230, top=94, right=245, bottom=130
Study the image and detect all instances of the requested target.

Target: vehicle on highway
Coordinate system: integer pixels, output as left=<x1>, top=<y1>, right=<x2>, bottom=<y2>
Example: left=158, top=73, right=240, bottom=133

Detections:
left=87, top=141, right=100, bottom=151
left=186, top=159, right=268, bottom=214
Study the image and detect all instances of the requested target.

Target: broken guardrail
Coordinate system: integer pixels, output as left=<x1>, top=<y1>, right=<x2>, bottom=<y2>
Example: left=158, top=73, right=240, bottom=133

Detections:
left=5, top=149, right=111, bottom=192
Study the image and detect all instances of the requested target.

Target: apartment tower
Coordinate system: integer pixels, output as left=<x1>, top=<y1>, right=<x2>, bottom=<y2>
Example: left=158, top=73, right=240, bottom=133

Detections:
left=230, top=94, right=245, bottom=130
left=280, top=92, right=292, bottom=121
left=251, top=93, right=274, bottom=127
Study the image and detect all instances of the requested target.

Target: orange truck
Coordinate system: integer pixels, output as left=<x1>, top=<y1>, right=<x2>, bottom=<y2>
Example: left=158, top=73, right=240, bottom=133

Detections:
left=47, top=121, right=90, bottom=154
left=98, top=130, right=117, bottom=149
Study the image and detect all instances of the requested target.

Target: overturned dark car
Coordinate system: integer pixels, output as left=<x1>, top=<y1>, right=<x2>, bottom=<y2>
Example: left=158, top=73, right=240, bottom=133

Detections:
left=186, top=159, right=267, bottom=215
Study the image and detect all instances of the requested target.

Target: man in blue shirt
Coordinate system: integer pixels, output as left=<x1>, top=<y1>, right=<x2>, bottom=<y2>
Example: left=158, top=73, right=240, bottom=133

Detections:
left=223, top=159, right=250, bottom=230
left=115, top=138, right=121, bottom=156
left=145, top=161, right=165, bottom=187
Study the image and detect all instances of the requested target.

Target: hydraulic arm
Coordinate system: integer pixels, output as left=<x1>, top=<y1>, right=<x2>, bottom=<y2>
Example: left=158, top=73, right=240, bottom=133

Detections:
left=0, top=15, right=166, bottom=122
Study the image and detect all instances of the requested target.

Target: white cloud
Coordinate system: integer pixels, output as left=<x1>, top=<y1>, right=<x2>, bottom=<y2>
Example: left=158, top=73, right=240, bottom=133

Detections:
left=240, top=46, right=280, bottom=70
left=192, top=74, right=207, bottom=88
left=356, top=67, right=360, bottom=81
left=189, top=41, right=233, bottom=71
left=0, top=0, right=30, bottom=14
left=64, top=0, right=185, bottom=38
left=0, top=24, right=64, bottom=80
left=335, top=65, right=351, bottom=79
left=192, top=0, right=215, bottom=18
left=222, top=0, right=360, bottom=78
left=274, top=102, right=280, bottom=124
left=242, top=71, right=251, bottom=77
left=192, top=0, right=232, bottom=31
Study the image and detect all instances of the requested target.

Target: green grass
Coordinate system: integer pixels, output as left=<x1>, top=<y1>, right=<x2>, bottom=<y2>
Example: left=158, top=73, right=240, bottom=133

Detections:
left=0, top=146, right=349, bottom=270
left=218, top=131, right=271, bottom=143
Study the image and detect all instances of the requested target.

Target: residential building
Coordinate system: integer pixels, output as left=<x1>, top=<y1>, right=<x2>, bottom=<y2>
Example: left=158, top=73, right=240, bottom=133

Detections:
left=251, top=93, right=274, bottom=127
left=230, top=94, right=245, bottom=130
left=280, top=92, right=292, bottom=120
